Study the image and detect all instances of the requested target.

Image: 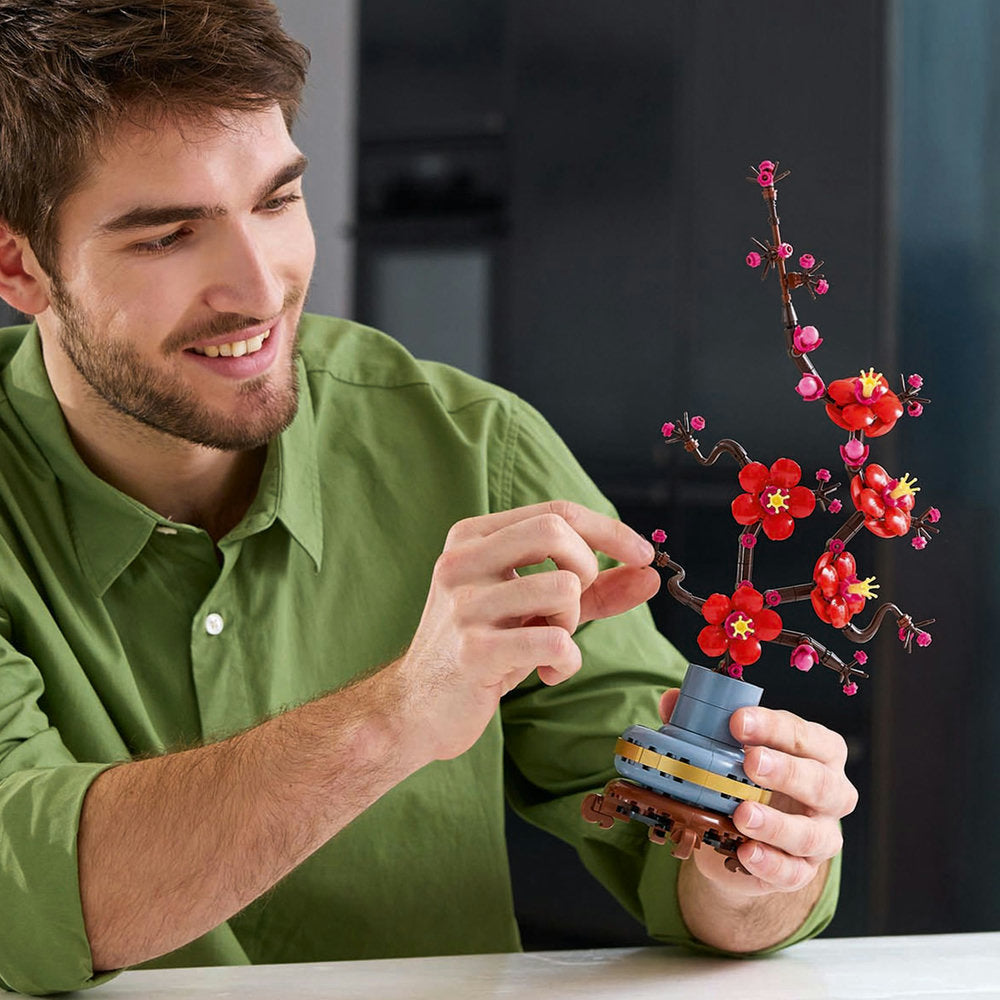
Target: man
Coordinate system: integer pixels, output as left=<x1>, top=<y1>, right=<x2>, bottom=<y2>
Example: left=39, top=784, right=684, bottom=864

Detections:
left=0, top=1, right=854, bottom=994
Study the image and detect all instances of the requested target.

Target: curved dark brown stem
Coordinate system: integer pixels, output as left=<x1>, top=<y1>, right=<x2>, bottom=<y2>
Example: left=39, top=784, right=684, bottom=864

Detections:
left=653, top=554, right=705, bottom=615
left=841, top=602, right=909, bottom=643
left=686, top=437, right=753, bottom=469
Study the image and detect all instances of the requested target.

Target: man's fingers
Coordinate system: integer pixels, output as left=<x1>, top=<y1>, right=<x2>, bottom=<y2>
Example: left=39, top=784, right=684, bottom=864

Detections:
left=734, top=839, right=822, bottom=893
left=460, top=624, right=581, bottom=684
left=456, top=571, right=583, bottom=635
left=743, top=745, right=858, bottom=818
left=733, top=801, right=844, bottom=862
left=445, top=501, right=655, bottom=567
left=658, top=687, right=680, bottom=725
left=578, top=564, right=661, bottom=625
left=731, top=706, right=849, bottom=769
left=439, top=513, right=601, bottom=590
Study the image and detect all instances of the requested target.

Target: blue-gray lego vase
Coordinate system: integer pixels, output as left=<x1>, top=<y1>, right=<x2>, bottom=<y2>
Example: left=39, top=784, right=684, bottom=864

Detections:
left=614, top=662, right=765, bottom=815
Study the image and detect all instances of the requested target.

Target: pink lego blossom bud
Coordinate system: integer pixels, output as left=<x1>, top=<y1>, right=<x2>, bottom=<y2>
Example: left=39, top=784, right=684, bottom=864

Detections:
left=740, top=533, right=757, bottom=549
left=728, top=663, right=744, bottom=679
left=840, top=438, right=869, bottom=466
left=690, top=415, right=706, bottom=431
left=661, top=421, right=675, bottom=437
left=854, top=650, right=868, bottom=666
left=928, top=507, right=941, bottom=523
left=911, top=536, right=927, bottom=550
left=746, top=251, right=762, bottom=268
left=829, top=539, right=846, bottom=554
left=815, top=279, right=830, bottom=295
left=764, top=590, right=780, bottom=606
left=792, top=324, right=823, bottom=353
left=898, top=627, right=908, bottom=643
left=907, top=374, right=924, bottom=389
left=651, top=529, right=667, bottom=544
left=816, top=468, right=831, bottom=482
left=736, top=580, right=754, bottom=590
left=916, top=631, right=932, bottom=648
left=757, top=170, right=774, bottom=187
left=799, top=253, right=816, bottom=270
left=907, top=402, right=924, bottom=418
left=758, top=160, right=775, bottom=172
left=796, top=374, right=826, bottom=401
left=843, top=682, right=858, bottom=696
left=777, top=243, right=793, bottom=259
left=829, top=499, right=843, bottom=514
left=790, top=643, right=818, bottom=672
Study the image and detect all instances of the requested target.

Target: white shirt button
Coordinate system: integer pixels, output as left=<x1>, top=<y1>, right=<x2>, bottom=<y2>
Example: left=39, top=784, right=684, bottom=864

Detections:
left=205, top=613, right=225, bottom=636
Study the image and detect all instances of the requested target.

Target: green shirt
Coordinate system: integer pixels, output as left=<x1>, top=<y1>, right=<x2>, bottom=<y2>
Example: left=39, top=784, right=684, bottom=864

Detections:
left=0, top=315, right=839, bottom=995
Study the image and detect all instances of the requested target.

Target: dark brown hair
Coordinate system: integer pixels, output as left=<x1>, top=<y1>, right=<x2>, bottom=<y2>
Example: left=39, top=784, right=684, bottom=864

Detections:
left=0, top=0, right=310, bottom=275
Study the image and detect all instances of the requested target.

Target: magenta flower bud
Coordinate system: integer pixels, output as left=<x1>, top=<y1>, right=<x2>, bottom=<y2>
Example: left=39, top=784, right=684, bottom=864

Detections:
left=843, top=681, right=859, bottom=696
left=796, top=374, right=826, bottom=401
left=661, top=421, right=675, bottom=437
left=898, top=627, right=908, bottom=643
left=854, top=650, right=868, bottom=666
left=728, top=663, right=744, bottom=679
left=928, top=507, right=941, bottom=523
left=829, top=499, right=843, bottom=514
left=911, top=536, right=927, bottom=550
left=764, top=590, right=780, bottom=606
left=815, top=279, right=830, bottom=295
left=799, top=253, right=816, bottom=270
left=790, top=643, right=818, bottom=672
left=916, top=631, right=932, bottom=648
left=907, top=401, right=924, bottom=418
left=690, top=415, right=706, bottom=431
left=840, top=438, right=869, bottom=466
left=815, top=468, right=831, bottom=482
left=746, top=251, right=762, bottom=268
left=777, top=242, right=793, bottom=259
left=740, top=533, right=757, bottom=549
left=758, top=160, right=775, bottom=172
left=907, top=373, right=924, bottom=389
left=651, top=528, right=667, bottom=544
left=757, top=170, right=774, bottom=187
left=829, top=539, right=846, bottom=554
left=792, top=324, right=822, bottom=353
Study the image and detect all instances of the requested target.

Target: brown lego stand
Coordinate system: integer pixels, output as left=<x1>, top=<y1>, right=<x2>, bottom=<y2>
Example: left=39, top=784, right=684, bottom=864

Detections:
left=582, top=778, right=749, bottom=874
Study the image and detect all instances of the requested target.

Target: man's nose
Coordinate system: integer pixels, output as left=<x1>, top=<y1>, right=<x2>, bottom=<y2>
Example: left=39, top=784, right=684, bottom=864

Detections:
left=202, top=223, right=285, bottom=320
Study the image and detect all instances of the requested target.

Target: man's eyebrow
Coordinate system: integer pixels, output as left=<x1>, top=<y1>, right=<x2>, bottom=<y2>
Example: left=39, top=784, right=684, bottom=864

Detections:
left=94, top=154, right=310, bottom=236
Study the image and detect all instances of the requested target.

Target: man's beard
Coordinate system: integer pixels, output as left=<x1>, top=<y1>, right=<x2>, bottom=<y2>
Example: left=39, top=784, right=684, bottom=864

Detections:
left=50, top=279, right=304, bottom=452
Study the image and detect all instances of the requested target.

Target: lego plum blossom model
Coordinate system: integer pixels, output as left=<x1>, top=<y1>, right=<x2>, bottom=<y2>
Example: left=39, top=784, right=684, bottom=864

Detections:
left=582, top=160, right=940, bottom=872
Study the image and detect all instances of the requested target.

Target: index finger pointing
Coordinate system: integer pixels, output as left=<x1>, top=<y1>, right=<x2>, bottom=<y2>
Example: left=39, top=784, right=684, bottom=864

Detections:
left=448, top=501, right=655, bottom=567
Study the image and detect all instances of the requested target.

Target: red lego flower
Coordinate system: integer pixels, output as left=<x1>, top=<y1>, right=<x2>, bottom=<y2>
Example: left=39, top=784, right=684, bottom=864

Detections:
left=810, top=550, right=879, bottom=629
left=697, top=583, right=783, bottom=666
left=731, top=458, right=817, bottom=540
left=825, top=369, right=903, bottom=437
left=850, top=464, right=919, bottom=538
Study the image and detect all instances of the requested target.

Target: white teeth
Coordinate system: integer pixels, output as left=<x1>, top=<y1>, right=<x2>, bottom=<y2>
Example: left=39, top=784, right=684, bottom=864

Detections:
left=191, top=328, right=272, bottom=358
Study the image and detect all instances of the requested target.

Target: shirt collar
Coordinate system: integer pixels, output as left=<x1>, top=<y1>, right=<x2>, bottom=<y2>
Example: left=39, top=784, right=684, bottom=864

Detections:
left=3, top=324, right=323, bottom=594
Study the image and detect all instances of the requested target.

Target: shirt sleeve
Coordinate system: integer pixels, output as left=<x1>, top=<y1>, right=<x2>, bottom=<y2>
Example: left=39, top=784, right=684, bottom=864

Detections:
left=496, top=395, right=840, bottom=953
left=0, top=606, right=121, bottom=995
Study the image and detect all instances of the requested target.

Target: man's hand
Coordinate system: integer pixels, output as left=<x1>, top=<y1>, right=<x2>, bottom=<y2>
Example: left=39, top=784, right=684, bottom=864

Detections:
left=395, top=501, right=660, bottom=763
left=660, top=689, right=857, bottom=950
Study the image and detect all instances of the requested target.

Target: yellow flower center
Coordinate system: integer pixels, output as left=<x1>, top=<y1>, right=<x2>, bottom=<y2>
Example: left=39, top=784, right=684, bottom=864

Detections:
left=889, top=473, right=920, bottom=501
left=765, top=488, right=789, bottom=513
left=857, top=368, right=884, bottom=400
left=730, top=614, right=755, bottom=639
left=847, top=576, right=879, bottom=600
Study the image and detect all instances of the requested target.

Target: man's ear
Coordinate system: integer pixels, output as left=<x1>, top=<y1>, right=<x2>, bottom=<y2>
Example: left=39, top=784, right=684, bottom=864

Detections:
left=0, top=222, right=51, bottom=316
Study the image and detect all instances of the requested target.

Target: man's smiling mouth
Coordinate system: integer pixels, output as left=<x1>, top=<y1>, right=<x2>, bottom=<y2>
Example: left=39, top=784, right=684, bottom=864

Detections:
left=189, top=329, right=271, bottom=358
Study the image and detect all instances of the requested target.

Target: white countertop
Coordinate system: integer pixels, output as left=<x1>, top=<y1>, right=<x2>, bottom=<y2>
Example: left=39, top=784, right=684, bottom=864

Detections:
left=98, top=931, right=1000, bottom=999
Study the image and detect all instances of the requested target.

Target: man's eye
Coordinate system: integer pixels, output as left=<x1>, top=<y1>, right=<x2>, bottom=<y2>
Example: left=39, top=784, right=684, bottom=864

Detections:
left=260, top=192, right=303, bottom=213
left=132, top=229, right=189, bottom=255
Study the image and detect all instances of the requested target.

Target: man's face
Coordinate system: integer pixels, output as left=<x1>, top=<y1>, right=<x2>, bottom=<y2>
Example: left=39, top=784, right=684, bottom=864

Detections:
left=41, top=104, right=316, bottom=451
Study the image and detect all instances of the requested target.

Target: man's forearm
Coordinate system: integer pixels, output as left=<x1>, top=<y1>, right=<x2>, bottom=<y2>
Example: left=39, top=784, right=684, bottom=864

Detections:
left=78, top=661, right=421, bottom=972
left=677, top=855, right=829, bottom=953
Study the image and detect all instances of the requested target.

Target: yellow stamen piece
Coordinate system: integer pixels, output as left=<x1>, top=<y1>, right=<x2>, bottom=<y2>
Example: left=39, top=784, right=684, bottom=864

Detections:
left=857, top=367, right=884, bottom=399
left=766, top=491, right=789, bottom=513
left=730, top=615, right=755, bottom=639
left=889, top=473, right=920, bottom=501
left=847, top=576, right=879, bottom=600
